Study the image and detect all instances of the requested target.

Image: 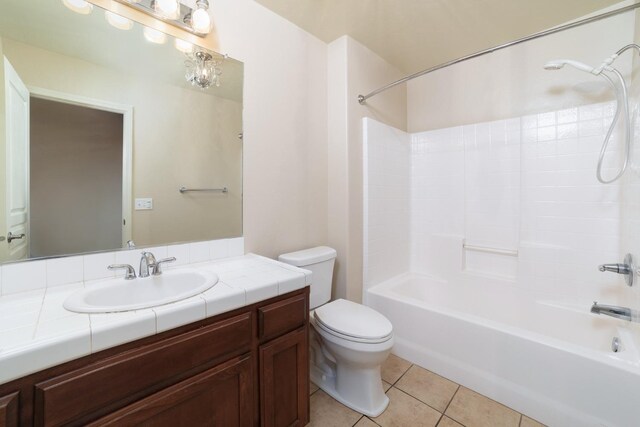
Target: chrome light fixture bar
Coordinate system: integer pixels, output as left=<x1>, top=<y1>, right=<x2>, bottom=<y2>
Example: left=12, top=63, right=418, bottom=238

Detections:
left=113, top=0, right=210, bottom=37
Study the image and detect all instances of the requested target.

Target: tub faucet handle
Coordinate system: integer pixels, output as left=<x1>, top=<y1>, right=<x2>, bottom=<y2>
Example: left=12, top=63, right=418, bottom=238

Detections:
left=598, top=253, right=634, bottom=287
left=599, top=263, right=630, bottom=274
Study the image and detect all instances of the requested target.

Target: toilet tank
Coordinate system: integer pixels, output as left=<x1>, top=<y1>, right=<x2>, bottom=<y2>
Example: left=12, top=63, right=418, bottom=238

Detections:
left=278, top=246, right=337, bottom=309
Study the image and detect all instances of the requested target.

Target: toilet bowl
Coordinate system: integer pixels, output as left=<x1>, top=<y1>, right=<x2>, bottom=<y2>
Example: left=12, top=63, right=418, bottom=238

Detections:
left=310, top=299, right=393, bottom=416
left=278, top=247, right=393, bottom=417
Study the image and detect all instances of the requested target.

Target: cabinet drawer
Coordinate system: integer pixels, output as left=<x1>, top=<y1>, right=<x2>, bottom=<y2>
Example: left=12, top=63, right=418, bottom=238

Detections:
left=34, top=312, right=252, bottom=427
left=89, top=355, right=254, bottom=427
left=258, top=293, right=307, bottom=342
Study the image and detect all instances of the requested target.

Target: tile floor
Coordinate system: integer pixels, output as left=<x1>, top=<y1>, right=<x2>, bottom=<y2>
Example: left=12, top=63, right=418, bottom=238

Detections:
left=307, top=354, right=546, bottom=427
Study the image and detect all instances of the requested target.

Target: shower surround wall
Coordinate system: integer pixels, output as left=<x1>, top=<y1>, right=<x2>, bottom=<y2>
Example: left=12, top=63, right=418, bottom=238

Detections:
left=364, top=100, right=629, bottom=303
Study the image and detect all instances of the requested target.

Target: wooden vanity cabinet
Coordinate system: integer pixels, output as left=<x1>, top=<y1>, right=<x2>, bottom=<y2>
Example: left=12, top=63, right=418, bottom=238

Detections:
left=0, top=287, right=310, bottom=427
left=0, top=392, right=19, bottom=427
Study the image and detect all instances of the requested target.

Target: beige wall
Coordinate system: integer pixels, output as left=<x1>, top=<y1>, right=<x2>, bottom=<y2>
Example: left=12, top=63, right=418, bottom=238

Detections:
left=209, top=0, right=329, bottom=258
left=3, top=38, right=242, bottom=247
left=407, top=8, right=635, bottom=132
left=0, top=0, right=329, bottom=268
left=328, top=36, right=406, bottom=301
left=92, top=0, right=331, bottom=258
left=30, top=98, right=123, bottom=257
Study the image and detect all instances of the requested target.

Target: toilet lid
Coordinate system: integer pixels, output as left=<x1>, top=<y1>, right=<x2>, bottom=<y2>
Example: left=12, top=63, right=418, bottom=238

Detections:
left=314, top=299, right=393, bottom=341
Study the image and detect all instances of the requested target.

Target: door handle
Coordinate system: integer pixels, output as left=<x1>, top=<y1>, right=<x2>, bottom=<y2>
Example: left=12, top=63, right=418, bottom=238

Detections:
left=7, top=232, right=25, bottom=243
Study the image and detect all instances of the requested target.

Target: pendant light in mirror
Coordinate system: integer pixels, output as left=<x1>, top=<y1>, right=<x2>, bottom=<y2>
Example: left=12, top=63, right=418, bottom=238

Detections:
left=185, top=50, right=223, bottom=89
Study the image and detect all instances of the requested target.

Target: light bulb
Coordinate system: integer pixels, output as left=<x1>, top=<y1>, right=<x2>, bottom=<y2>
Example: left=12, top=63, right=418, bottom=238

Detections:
left=175, top=39, right=194, bottom=54
left=105, top=11, right=133, bottom=30
left=143, top=27, right=167, bottom=44
left=62, top=0, right=93, bottom=15
left=155, top=0, right=179, bottom=18
left=192, top=7, right=211, bottom=34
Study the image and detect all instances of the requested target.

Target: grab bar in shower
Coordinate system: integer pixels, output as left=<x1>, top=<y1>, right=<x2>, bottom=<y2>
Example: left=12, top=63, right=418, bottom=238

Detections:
left=463, top=242, right=518, bottom=257
left=179, top=186, right=228, bottom=194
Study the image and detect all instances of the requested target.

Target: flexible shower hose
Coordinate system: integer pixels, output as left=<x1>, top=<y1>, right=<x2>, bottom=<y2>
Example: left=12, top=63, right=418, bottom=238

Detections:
left=596, top=68, right=631, bottom=184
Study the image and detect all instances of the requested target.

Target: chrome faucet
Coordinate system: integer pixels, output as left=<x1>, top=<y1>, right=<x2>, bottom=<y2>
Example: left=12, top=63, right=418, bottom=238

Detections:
left=108, top=264, right=136, bottom=280
left=591, top=302, right=636, bottom=322
left=140, top=252, right=157, bottom=278
left=139, top=251, right=176, bottom=277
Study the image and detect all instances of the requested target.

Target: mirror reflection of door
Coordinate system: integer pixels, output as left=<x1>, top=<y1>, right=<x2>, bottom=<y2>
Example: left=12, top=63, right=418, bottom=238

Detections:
left=3, top=57, right=29, bottom=261
left=29, top=95, right=129, bottom=258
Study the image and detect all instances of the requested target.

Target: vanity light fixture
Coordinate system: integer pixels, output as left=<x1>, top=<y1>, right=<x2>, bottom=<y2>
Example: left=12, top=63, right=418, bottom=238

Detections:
left=190, top=0, right=211, bottom=34
left=153, top=0, right=179, bottom=19
left=105, top=11, right=134, bottom=30
left=185, top=50, right=223, bottom=89
left=143, top=26, right=167, bottom=44
left=113, top=0, right=212, bottom=36
left=62, top=0, right=94, bottom=15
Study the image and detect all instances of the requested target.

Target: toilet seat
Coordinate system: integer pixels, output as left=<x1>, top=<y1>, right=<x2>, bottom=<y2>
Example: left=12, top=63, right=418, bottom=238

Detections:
left=314, top=299, right=393, bottom=344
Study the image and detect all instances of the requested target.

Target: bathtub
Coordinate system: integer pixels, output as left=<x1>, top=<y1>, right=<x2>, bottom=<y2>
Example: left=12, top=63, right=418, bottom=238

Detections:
left=366, top=273, right=640, bottom=427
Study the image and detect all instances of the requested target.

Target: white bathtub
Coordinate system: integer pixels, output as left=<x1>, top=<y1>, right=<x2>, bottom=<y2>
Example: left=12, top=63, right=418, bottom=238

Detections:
left=366, top=273, right=640, bottom=427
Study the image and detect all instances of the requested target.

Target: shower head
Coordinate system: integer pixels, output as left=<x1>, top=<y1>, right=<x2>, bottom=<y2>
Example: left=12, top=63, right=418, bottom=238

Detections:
left=543, top=59, right=597, bottom=74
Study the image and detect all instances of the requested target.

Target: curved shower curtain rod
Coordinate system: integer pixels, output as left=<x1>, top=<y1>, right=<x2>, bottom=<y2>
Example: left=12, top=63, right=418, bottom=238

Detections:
left=357, top=2, right=640, bottom=105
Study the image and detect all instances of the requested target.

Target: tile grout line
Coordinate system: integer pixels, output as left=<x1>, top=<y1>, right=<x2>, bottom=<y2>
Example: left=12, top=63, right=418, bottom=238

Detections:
left=389, top=364, right=461, bottom=421
left=389, top=362, right=413, bottom=387
left=391, top=385, right=451, bottom=423
left=441, top=385, right=463, bottom=426
left=391, top=384, right=453, bottom=421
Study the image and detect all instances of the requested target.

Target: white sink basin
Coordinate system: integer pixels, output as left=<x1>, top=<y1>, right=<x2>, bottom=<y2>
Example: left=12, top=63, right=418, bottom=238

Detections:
left=64, top=269, right=218, bottom=313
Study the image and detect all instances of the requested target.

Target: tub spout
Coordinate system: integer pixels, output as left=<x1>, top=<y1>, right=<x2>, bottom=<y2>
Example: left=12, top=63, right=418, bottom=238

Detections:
left=591, top=302, right=634, bottom=321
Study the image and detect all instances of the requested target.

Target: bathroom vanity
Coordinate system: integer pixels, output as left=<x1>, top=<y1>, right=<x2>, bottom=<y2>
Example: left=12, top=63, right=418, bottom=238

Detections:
left=0, top=253, right=311, bottom=427
left=0, top=288, right=309, bottom=427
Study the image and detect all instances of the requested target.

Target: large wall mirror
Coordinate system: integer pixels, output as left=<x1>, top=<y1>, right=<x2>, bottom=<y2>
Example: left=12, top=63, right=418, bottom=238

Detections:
left=0, top=0, right=243, bottom=264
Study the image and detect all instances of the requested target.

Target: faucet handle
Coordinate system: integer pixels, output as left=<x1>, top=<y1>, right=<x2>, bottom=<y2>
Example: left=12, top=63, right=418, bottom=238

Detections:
left=599, top=263, right=630, bottom=274
left=154, top=257, right=177, bottom=275
left=598, top=253, right=634, bottom=287
left=108, top=264, right=136, bottom=280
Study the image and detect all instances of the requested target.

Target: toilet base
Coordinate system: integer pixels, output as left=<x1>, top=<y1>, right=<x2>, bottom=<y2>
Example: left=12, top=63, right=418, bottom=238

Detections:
left=310, top=364, right=390, bottom=417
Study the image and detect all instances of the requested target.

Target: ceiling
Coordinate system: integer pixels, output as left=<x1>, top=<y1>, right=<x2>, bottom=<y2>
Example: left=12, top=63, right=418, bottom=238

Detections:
left=255, top=0, right=624, bottom=74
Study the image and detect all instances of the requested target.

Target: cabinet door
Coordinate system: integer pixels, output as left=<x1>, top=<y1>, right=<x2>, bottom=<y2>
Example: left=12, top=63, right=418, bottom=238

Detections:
left=90, top=355, right=254, bottom=427
left=0, top=393, right=18, bottom=427
left=260, top=327, right=309, bottom=427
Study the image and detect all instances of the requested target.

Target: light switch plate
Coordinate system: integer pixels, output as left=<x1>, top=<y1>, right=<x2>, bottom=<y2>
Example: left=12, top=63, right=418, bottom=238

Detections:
left=135, top=198, right=153, bottom=210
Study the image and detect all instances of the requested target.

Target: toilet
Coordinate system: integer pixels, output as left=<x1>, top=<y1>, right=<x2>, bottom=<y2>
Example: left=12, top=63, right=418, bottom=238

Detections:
left=278, top=246, right=393, bottom=417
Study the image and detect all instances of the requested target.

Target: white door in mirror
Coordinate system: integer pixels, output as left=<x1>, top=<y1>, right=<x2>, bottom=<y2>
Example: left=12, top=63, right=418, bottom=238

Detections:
left=4, top=57, right=30, bottom=261
left=63, top=269, right=218, bottom=313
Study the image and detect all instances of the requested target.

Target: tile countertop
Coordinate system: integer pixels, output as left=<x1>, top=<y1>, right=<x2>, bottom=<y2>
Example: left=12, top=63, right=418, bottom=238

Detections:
left=0, top=254, right=311, bottom=385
